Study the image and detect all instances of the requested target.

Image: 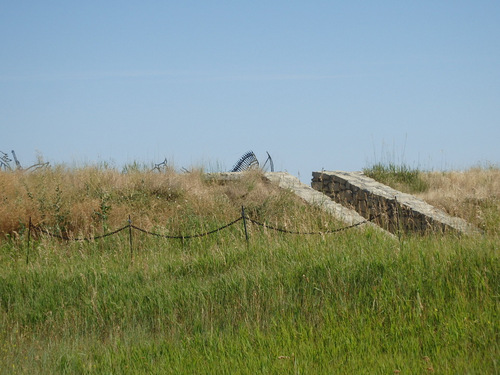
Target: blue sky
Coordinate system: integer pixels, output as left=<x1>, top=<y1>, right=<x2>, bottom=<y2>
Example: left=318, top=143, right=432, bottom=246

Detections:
left=1, top=1, right=499, bottom=181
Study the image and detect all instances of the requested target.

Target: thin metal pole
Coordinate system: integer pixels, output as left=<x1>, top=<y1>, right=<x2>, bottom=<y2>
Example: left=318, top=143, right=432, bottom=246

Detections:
left=128, top=215, right=133, bottom=261
left=241, top=206, right=249, bottom=245
left=26, top=217, right=32, bottom=265
left=394, top=196, right=402, bottom=246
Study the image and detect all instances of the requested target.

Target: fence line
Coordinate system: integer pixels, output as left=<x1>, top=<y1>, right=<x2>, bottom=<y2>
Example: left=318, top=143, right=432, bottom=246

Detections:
left=30, top=224, right=130, bottom=241
left=28, top=213, right=379, bottom=241
left=25, top=207, right=381, bottom=263
left=129, top=217, right=243, bottom=239
left=247, top=216, right=377, bottom=235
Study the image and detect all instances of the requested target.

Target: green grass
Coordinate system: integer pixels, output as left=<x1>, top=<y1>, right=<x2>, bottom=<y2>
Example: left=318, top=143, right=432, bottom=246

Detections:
left=1, top=166, right=498, bottom=373
left=363, top=162, right=429, bottom=193
left=1, top=226, right=498, bottom=374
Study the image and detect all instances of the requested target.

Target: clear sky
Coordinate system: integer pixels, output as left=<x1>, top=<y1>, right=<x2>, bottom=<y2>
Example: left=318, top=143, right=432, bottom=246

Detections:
left=1, top=1, right=499, bottom=181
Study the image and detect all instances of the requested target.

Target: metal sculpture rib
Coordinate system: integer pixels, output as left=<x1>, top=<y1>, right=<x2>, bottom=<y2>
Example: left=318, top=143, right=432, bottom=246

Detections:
left=230, top=151, right=259, bottom=172
left=0, top=150, right=49, bottom=172
left=262, top=151, right=274, bottom=172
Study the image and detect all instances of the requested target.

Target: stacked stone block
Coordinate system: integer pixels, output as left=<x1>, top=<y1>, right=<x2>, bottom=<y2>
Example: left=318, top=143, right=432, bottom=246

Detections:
left=312, top=171, right=476, bottom=234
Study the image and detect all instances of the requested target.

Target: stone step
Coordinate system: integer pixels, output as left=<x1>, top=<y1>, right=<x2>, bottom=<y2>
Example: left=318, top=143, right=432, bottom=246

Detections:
left=311, top=171, right=479, bottom=235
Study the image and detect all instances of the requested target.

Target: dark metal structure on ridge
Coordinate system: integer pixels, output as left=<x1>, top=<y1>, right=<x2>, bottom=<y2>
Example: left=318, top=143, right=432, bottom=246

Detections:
left=230, top=151, right=274, bottom=172
left=0, top=150, right=49, bottom=171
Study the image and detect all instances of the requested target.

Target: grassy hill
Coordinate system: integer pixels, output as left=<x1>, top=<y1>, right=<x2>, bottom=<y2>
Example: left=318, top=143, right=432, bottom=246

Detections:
left=1, top=165, right=498, bottom=374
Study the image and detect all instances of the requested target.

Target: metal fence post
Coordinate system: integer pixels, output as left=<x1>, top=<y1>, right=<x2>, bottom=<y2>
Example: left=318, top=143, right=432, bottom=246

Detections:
left=26, top=217, right=32, bottom=265
left=394, top=196, right=402, bottom=247
left=241, top=206, right=249, bottom=245
left=128, top=215, right=133, bottom=261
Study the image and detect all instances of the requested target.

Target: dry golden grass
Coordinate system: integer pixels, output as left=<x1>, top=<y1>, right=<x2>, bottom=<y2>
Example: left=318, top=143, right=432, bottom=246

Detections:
left=0, top=167, right=332, bottom=238
left=416, top=167, right=500, bottom=233
left=3, top=164, right=498, bottom=237
left=419, top=168, right=500, bottom=201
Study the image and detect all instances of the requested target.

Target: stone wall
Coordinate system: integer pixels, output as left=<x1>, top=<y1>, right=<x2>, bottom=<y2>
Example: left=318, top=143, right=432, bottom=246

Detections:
left=311, top=171, right=476, bottom=234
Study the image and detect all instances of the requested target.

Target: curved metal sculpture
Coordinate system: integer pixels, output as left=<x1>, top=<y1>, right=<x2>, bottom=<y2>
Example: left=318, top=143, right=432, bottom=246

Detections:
left=0, top=150, right=49, bottom=171
left=230, top=151, right=274, bottom=172
left=0, top=151, right=12, bottom=170
left=262, top=151, right=274, bottom=172
left=230, top=151, right=259, bottom=172
left=152, top=158, right=168, bottom=172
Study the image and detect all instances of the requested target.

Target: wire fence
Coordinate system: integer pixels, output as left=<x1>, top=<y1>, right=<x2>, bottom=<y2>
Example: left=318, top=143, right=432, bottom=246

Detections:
left=25, top=206, right=382, bottom=264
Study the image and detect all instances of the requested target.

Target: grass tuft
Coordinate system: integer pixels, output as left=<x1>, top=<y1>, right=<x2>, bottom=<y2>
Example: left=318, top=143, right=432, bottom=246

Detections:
left=363, top=162, right=429, bottom=193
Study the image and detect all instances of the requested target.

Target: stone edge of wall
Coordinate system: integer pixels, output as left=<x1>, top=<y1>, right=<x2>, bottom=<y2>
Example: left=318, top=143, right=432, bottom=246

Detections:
left=311, top=171, right=479, bottom=235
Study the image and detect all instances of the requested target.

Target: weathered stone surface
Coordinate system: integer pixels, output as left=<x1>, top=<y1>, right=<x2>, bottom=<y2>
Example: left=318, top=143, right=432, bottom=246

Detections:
left=311, top=181, right=322, bottom=191
left=264, top=172, right=392, bottom=236
left=312, top=171, right=479, bottom=235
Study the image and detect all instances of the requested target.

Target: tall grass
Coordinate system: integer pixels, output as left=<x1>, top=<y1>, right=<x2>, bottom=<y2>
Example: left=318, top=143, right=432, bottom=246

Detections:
left=0, top=167, right=329, bottom=238
left=1, top=165, right=498, bottom=373
left=1, top=230, right=498, bottom=373
left=417, top=167, right=500, bottom=234
left=363, top=162, right=429, bottom=193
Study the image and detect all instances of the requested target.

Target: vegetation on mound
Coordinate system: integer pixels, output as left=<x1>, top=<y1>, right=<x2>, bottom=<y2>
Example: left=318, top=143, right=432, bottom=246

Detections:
left=0, top=166, right=341, bottom=239
left=0, top=164, right=498, bottom=373
left=363, top=162, right=429, bottom=194
left=417, top=167, right=500, bottom=234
